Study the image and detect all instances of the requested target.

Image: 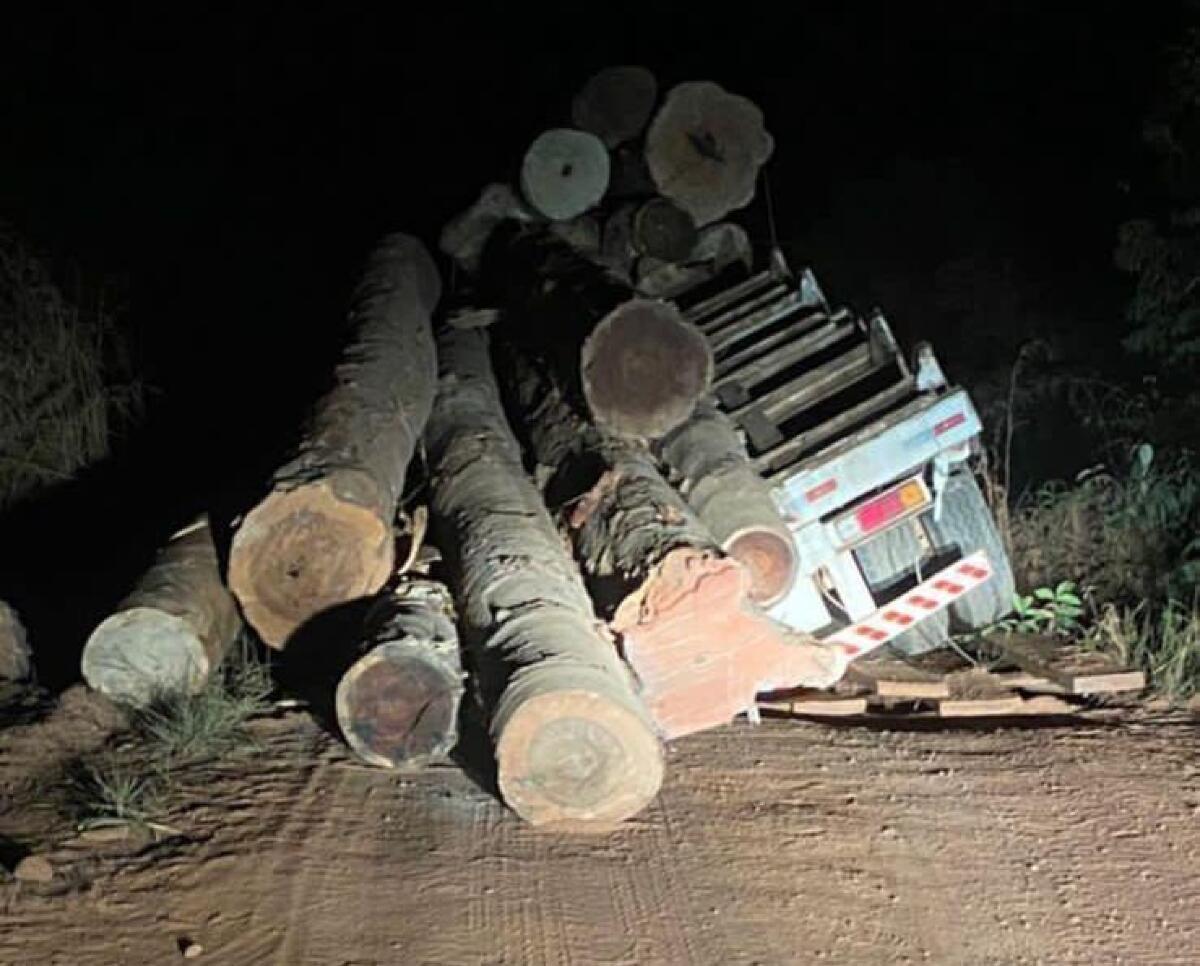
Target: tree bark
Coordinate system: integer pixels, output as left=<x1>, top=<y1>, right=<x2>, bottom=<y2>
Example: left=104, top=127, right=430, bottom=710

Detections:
left=425, top=326, right=662, bottom=829
left=481, top=224, right=712, bottom=441
left=0, top=600, right=30, bottom=682
left=505, top=350, right=847, bottom=740
left=439, top=183, right=540, bottom=275
left=228, top=234, right=441, bottom=648
left=519, top=129, right=611, bottom=221
left=645, top=81, right=774, bottom=226
left=81, top=518, right=242, bottom=705
left=656, top=397, right=797, bottom=605
left=571, top=66, right=659, bottom=148
left=335, top=578, right=463, bottom=769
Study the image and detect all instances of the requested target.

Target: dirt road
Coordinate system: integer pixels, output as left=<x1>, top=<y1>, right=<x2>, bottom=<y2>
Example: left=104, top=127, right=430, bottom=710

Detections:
left=1, top=696, right=1198, bottom=965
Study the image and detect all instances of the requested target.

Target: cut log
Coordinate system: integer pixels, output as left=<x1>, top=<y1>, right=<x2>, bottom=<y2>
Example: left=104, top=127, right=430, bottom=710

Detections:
left=439, top=183, right=540, bottom=274
left=425, top=327, right=662, bottom=828
left=631, top=197, right=698, bottom=262
left=335, top=578, right=463, bottom=769
left=571, top=66, right=659, bottom=148
left=519, top=129, right=611, bottom=221
left=645, top=81, right=774, bottom=226
left=634, top=221, right=754, bottom=299
left=656, top=397, right=797, bottom=605
left=0, top=600, right=30, bottom=681
left=480, top=225, right=711, bottom=441
left=504, top=349, right=848, bottom=739
left=228, top=234, right=441, bottom=648
left=81, top=518, right=242, bottom=706
left=547, top=213, right=602, bottom=259
left=581, top=299, right=712, bottom=440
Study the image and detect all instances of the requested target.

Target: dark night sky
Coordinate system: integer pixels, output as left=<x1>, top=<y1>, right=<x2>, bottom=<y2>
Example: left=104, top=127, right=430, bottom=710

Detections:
left=0, top=2, right=1183, bottom=465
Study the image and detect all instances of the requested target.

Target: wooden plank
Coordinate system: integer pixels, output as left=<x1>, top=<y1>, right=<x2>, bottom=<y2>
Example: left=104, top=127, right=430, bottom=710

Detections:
left=988, top=670, right=1068, bottom=694
left=848, top=660, right=950, bottom=699
left=760, top=694, right=870, bottom=717
left=997, top=635, right=1146, bottom=695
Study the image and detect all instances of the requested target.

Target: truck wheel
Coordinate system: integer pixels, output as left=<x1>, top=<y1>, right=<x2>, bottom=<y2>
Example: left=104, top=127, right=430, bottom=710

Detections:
left=854, top=520, right=949, bottom=656
left=927, top=471, right=1016, bottom=631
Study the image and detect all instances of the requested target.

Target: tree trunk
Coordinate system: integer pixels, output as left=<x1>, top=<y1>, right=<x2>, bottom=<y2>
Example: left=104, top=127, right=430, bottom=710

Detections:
left=644, top=81, right=774, bottom=226
left=656, top=398, right=797, bottom=605
left=505, top=350, right=848, bottom=740
left=519, top=129, right=611, bottom=221
left=439, top=183, right=540, bottom=275
left=425, top=326, right=663, bottom=829
left=335, top=578, right=463, bottom=769
left=481, top=224, right=712, bottom=441
left=228, top=234, right=441, bottom=648
left=81, top=518, right=242, bottom=705
left=571, top=66, right=659, bottom=148
left=0, top=601, right=30, bottom=682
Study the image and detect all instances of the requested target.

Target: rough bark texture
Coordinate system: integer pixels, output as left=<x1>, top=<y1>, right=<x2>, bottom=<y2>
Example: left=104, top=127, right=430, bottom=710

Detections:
left=657, top=398, right=797, bottom=605
left=519, top=129, right=611, bottom=221
left=81, top=519, right=242, bottom=706
left=571, top=66, right=659, bottom=148
left=480, top=224, right=711, bottom=441
left=505, top=350, right=846, bottom=740
left=645, top=81, right=774, bottom=226
left=228, top=234, right=441, bottom=648
left=0, top=600, right=30, bottom=681
left=439, top=183, right=540, bottom=275
left=335, top=578, right=463, bottom=769
left=425, top=326, right=662, bottom=829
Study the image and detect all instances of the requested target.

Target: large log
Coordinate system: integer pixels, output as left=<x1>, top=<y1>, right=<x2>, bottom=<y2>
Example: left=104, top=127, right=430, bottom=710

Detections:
left=519, top=129, right=611, bottom=221
left=335, top=578, right=463, bottom=769
left=644, top=81, right=774, bottom=226
left=481, top=225, right=712, bottom=441
left=571, top=66, right=659, bottom=148
left=228, top=234, right=441, bottom=648
left=657, top=397, right=797, bottom=605
left=81, top=519, right=242, bottom=705
left=425, top=326, right=662, bottom=828
left=0, top=600, right=30, bottom=681
left=505, top=350, right=848, bottom=739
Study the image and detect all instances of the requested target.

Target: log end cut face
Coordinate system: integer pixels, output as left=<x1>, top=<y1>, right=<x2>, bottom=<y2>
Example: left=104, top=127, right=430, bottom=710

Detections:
left=581, top=300, right=713, bottom=440
left=645, top=80, right=774, bottom=227
left=571, top=65, right=659, bottom=148
left=520, top=129, right=611, bottom=222
left=495, top=688, right=664, bottom=829
left=81, top=608, right=210, bottom=707
left=725, top=527, right=798, bottom=607
left=228, top=481, right=394, bottom=648
left=336, top=643, right=462, bottom=769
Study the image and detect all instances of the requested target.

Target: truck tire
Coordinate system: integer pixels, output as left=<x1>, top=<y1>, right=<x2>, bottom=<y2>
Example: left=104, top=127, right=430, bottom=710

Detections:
left=927, top=471, right=1016, bottom=631
left=854, top=520, right=948, bottom=656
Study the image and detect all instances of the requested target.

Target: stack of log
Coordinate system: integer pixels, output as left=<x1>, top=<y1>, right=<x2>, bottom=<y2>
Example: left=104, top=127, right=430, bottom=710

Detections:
left=70, top=68, right=853, bottom=830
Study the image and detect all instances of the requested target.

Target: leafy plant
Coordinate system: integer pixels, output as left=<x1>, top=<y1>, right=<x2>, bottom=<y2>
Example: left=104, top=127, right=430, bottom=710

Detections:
left=994, top=582, right=1084, bottom=637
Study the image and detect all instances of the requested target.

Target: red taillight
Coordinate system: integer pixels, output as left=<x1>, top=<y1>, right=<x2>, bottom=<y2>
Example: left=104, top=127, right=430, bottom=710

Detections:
left=833, top=478, right=928, bottom=545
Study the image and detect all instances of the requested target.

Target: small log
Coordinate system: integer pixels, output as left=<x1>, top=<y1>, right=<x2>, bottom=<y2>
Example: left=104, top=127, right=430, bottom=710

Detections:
left=335, top=578, right=463, bottom=769
left=657, top=398, right=797, bottom=604
left=480, top=225, right=711, bottom=441
left=81, top=519, right=242, bottom=706
left=228, top=234, right=441, bottom=647
left=439, top=183, right=540, bottom=275
left=506, top=350, right=848, bottom=740
left=634, top=221, right=754, bottom=299
left=644, top=81, right=774, bottom=226
left=426, top=327, right=662, bottom=828
left=571, top=66, right=659, bottom=148
left=631, top=197, right=698, bottom=262
left=519, top=129, right=611, bottom=221
left=0, top=600, right=31, bottom=681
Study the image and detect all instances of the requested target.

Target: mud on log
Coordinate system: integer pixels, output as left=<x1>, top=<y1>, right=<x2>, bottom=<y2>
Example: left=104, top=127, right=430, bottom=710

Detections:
left=425, top=326, right=662, bottom=828
left=336, top=578, right=463, bottom=769
left=657, top=398, right=797, bottom=605
left=81, top=518, right=242, bottom=706
left=506, top=351, right=846, bottom=739
left=481, top=225, right=712, bottom=441
left=228, top=234, right=441, bottom=648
